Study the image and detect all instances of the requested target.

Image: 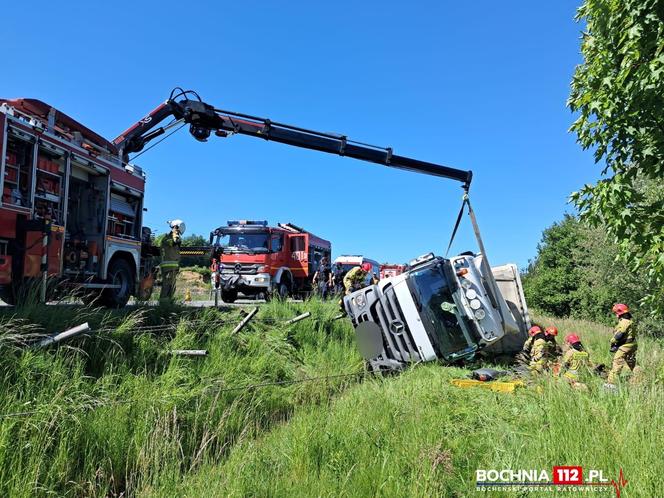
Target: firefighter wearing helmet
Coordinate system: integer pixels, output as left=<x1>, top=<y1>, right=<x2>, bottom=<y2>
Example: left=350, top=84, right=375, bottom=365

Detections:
left=528, top=325, right=549, bottom=374
left=343, top=262, right=374, bottom=294
left=544, top=326, right=563, bottom=359
left=159, top=219, right=185, bottom=303
left=607, top=303, right=637, bottom=386
left=558, top=333, right=592, bottom=389
left=339, top=262, right=376, bottom=313
left=516, top=325, right=542, bottom=366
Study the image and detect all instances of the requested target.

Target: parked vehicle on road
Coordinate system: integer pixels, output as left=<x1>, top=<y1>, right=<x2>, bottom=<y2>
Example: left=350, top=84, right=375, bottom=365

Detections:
left=0, top=99, right=158, bottom=307
left=379, top=263, right=407, bottom=279
left=209, top=220, right=331, bottom=302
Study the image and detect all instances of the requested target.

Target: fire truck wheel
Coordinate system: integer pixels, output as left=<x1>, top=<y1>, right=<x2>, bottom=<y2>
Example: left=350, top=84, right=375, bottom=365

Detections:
left=221, top=290, right=238, bottom=303
left=276, top=282, right=289, bottom=299
left=101, top=258, right=134, bottom=308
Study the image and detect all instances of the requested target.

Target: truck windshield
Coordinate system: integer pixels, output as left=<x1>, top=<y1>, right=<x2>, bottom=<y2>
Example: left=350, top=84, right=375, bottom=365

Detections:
left=407, top=262, right=477, bottom=360
left=217, top=231, right=270, bottom=254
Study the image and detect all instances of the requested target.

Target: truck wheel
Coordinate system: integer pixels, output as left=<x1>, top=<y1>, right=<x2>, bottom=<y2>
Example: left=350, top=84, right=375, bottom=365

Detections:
left=101, top=259, right=134, bottom=308
left=221, top=290, right=237, bottom=303
left=276, top=282, right=289, bottom=299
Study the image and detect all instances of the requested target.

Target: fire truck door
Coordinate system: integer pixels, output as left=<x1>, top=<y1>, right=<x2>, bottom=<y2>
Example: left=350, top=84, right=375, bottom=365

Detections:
left=270, top=233, right=286, bottom=268
left=289, top=235, right=307, bottom=279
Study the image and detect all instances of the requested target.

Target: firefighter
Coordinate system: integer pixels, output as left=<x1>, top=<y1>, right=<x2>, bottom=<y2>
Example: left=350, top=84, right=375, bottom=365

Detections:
left=516, top=325, right=542, bottom=366
left=558, top=333, right=593, bottom=390
left=545, top=326, right=563, bottom=358
left=606, top=303, right=638, bottom=387
left=312, top=256, right=331, bottom=299
left=343, top=262, right=373, bottom=294
left=338, top=262, right=373, bottom=313
left=159, top=219, right=185, bottom=304
left=528, top=326, right=549, bottom=374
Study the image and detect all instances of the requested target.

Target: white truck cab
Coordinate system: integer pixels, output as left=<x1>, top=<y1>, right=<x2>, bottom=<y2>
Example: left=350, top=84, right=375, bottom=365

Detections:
left=344, top=252, right=530, bottom=371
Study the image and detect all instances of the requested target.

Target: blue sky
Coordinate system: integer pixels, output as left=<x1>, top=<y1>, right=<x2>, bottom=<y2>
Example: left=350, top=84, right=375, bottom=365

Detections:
left=1, top=1, right=598, bottom=268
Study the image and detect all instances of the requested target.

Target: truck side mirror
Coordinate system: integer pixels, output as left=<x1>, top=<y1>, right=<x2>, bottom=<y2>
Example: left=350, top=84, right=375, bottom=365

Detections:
left=209, top=232, right=214, bottom=245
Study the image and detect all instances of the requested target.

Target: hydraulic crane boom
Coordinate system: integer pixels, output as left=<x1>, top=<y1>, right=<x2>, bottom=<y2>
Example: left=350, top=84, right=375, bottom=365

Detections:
left=113, top=88, right=472, bottom=186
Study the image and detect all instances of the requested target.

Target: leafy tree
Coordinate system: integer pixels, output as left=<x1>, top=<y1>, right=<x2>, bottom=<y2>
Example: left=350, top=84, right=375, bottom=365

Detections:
left=181, top=234, right=208, bottom=247
left=522, top=215, right=582, bottom=317
left=524, top=214, right=664, bottom=336
left=152, top=233, right=210, bottom=267
left=568, top=0, right=664, bottom=314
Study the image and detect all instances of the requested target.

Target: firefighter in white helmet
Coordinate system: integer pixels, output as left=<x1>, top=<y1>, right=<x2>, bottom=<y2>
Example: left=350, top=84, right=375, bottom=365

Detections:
left=159, top=219, right=185, bottom=303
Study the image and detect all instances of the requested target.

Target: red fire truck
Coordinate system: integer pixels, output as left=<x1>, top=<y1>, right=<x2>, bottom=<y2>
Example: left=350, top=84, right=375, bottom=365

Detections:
left=208, top=220, right=331, bottom=302
left=0, top=99, right=156, bottom=306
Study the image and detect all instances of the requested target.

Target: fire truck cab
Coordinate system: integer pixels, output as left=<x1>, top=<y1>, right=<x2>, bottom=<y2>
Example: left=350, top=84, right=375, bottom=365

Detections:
left=0, top=99, right=155, bottom=306
left=210, top=220, right=331, bottom=302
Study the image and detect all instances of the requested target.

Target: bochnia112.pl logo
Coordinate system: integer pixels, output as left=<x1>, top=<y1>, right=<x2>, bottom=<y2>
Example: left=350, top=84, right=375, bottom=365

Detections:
left=476, top=466, right=628, bottom=497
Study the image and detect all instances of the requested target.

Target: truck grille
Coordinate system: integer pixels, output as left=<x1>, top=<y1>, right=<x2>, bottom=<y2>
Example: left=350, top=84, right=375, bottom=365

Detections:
left=220, top=262, right=261, bottom=275
left=357, top=284, right=420, bottom=363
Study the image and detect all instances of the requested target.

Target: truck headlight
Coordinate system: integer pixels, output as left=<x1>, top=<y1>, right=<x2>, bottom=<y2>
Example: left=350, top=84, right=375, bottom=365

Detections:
left=474, top=309, right=486, bottom=320
left=355, top=293, right=366, bottom=308
left=461, top=279, right=472, bottom=289
left=466, top=289, right=477, bottom=300
left=470, top=299, right=481, bottom=310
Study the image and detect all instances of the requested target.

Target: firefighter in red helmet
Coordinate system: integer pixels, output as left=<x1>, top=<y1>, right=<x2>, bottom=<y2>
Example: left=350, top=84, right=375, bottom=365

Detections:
left=516, top=325, right=542, bottom=366
left=528, top=325, right=549, bottom=374
left=544, top=326, right=563, bottom=359
left=606, top=303, right=638, bottom=388
left=339, top=262, right=376, bottom=313
left=558, top=333, right=593, bottom=390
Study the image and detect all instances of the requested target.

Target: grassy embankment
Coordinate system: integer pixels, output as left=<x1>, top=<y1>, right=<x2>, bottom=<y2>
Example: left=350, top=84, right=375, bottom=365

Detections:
left=173, top=316, right=664, bottom=498
left=0, top=301, right=662, bottom=497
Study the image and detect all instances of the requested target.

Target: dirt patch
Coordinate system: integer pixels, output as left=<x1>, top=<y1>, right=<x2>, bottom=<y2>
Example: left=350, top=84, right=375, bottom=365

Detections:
left=177, top=270, right=208, bottom=289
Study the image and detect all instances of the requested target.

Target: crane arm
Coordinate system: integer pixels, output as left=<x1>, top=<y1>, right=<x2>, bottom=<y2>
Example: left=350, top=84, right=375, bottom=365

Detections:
left=113, top=90, right=472, bottom=186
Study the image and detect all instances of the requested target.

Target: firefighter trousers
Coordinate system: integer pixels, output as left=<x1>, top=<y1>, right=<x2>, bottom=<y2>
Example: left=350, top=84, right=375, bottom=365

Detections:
left=608, top=344, right=637, bottom=384
left=160, top=269, right=179, bottom=303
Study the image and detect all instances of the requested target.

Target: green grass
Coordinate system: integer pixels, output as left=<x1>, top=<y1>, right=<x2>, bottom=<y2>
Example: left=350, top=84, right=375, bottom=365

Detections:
left=0, top=298, right=361, bottom=497
left=172, top=315, right=664, bottom=498
left=0, top=303, right=662, bottom=497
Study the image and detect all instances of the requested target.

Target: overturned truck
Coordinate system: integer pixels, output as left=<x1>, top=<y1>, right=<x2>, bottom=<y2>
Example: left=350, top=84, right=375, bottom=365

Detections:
left=344, top=252, right=530, bottom=371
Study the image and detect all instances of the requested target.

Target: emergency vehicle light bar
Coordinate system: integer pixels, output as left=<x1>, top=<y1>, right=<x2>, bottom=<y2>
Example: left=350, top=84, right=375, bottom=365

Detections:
left=227, top=220, right=268, bottom=226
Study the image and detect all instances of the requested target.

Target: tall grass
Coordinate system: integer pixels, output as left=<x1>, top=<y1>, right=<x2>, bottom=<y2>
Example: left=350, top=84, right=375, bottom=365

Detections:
left=0, top=298, right=361, bottom=496
left=174, top=314, right=664, bottom=498
left=1, top=302, right=662, bottom=497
